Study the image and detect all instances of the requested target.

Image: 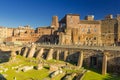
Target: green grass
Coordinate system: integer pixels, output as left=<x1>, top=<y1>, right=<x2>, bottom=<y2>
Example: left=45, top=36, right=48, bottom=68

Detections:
left=0, top=55, right=49, bottom=80
left=0, top=56, right=70, bottom=80
left=83, top=70, right=106, bottom=80
left=5, top=68, right=49, bottom=80
left=52, top=73, right=65, bottom=80
left=83, top=70, right=120, bottom=80
left=46, top=59, right=66, bottom=64
left=1, top=56, right=120, bottom=80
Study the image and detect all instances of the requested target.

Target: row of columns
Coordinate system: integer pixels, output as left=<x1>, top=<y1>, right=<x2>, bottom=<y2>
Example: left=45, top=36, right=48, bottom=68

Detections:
left=5, top=46, right=108, bottom=75
left=76, top=51, right=108, bottom=75
left=55, top=50, right=83, bottom=69
left=22, top=46, right=108, bottom=75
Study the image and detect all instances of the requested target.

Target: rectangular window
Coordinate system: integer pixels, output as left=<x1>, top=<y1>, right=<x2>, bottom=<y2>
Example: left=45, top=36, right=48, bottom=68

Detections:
left=87, top=28, right=91, bottom=34
left=94, top=37, right=96, bottom=40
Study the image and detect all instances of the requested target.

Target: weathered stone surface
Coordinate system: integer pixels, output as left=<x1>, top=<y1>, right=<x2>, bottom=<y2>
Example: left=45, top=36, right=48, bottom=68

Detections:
left=17, top=66, right=33, bottom=72
left=64, top=50, right=68, bottom=61
left=36, top=48, right=44, bottom=59
left=23, top=47, right=28, bottom=57
left=46, top=48, right=54, bottom=60
left=50, top=70, right=63, bottom=78
left=51, top=16, right=59, bottom=29
left=56, top=50, right=60, bottom=60
left=36, top=63, right=43, bottom=70
left=49, top=65, right=59, bottom=72
left=102, top=52, right=108, bottom=75
left=27, top=45, right=36, bottom=58
left=10, top=50, right=16, bottom=62
left=22, top=66, right=33, bottom=72
left=77, top=51, right=83, bottom=68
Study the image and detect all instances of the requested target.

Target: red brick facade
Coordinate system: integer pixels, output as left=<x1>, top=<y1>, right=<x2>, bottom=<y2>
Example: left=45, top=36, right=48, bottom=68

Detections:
left=1, top=14, right=120, bottom=46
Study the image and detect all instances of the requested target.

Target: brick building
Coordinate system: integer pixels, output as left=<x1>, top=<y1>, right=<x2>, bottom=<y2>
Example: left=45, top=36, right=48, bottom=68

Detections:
left=1, top=14, right=120, bottom=46
left=58, top=14, right=120, bottom=46
left=35, top=26, right=55, bottom=43
left=58, top=14, right=101, bottom=46
left=5, top=25, right=39, bottom=44
left=0, top=27, right=7, bottom=43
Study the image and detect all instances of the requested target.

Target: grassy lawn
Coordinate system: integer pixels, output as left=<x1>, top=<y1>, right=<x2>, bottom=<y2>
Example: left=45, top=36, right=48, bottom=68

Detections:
left=83, top=70, right=120, bottom=80
left=0, top=55, right=49, bottom=80
left=51, top=73, right=65, bottom=80
left=0, top=56, right=70, bottom=80
left=83, top=70, right=106, bottom=80
left=1, top=55, right=120, bottom=80
left=5, top=68, right=49, bottom=80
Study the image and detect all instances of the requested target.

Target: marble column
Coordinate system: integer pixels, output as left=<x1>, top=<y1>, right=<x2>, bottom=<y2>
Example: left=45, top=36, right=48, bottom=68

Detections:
left=23, top=47, right=28, bottom=57
left=64, top=50, right=68, bottom=61
left=27, top=45, right=36, bottom=58
left=10, top=50, right=16, bottom=61
left=102, top=52, right=108, bottom=75
left=36, top=48, right=44, bottom=59
left=56, top=50, right=60, bottom=60
left=18, top=47, right=22, bottom=55
left=77, top=51, right=83, bottom=68
left=46, top=48, right=54, bottom=60
left=18, top=50, right=21, bottom=55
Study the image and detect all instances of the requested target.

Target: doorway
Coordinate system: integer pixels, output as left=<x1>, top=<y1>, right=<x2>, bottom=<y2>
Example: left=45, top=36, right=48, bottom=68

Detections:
left=90, top=56, right=97, bottom=68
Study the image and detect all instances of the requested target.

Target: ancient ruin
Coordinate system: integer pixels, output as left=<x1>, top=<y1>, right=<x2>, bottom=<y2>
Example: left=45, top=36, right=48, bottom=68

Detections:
left=0, top=13, right=120, bottom=79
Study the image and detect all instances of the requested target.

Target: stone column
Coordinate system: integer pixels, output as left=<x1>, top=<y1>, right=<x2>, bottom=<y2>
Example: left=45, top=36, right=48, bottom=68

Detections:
left=27, top=45, right=36, bottom=58
left=77, top=51, right=83, bottom=68
left=23, top=47, right=28, bottom=57
left=18, top=50, right=21, bottom=55
left=18, top=47, right=22, bottom=55
left=102, top=52, right=108, bottom=75
left=64, top=50, right=68, bottom=61
left=46, top=48, right=54, bottom=60
left=10, top=50, right=16, bottom=62
left=36, top=48, right=44, bottom=59
left=16, top=48, right=21, bottom=55
left=56, top=50, right=60, bottom=60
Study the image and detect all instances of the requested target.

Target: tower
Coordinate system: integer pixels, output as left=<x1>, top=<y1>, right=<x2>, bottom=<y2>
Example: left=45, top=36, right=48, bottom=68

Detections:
left=51, top=16, right=59, bottom=29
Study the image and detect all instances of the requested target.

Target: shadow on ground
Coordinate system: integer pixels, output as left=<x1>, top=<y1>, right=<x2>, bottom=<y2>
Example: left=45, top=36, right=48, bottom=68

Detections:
left=84, top=66, right=120, bottom=80
left=103, top=74, right=120, bottom=80
left=0, top=74, right=6, bottom=80
left=0, top=51, right=11, bottom=63
left=84, top=66, right=102, bottom=74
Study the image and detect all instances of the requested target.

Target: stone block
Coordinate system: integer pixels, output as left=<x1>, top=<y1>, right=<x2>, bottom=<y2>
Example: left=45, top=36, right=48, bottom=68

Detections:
left=49, top=65, right=58, bottom=72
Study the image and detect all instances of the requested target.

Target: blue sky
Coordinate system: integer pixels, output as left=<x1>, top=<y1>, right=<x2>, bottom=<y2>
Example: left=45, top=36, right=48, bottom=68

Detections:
left=0, top=0, right=120, bottom=28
